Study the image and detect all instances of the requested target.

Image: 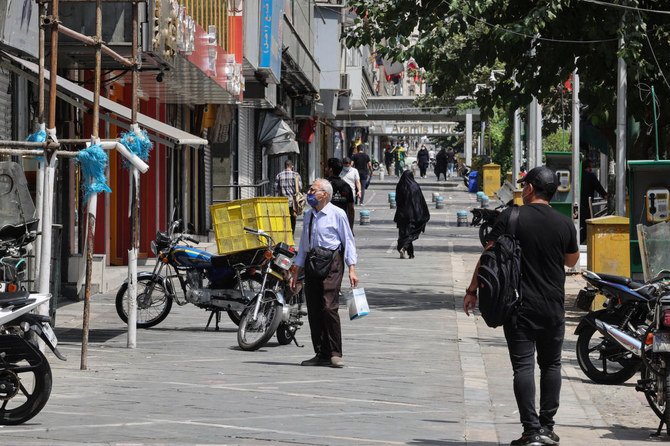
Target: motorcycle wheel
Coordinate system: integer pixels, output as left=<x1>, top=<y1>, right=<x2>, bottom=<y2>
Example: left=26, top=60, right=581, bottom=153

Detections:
left=478, top=223, right=492, bottom=247
left=642, top=364, right=666, bottom=420
left=276, top=322, right=295, bottom=345
left=237, top=291, right=283, bottom=351
left=0, top=340, right=52, bottom=425
left=226, top=273, right=264, bottom=326
left=576, top=324, right=640, bottom=384
left=116, top=277, right=173, bottom=328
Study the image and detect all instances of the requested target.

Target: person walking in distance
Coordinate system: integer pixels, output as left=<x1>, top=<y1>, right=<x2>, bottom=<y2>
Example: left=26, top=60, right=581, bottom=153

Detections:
left=351, top=145, right=372, bottom=204
left=340, top=157, right=361, bottom=205
left=579, top=159, right=608, bottom=244
left=463, top=166, right=579, bottom=446
left=325, top=157, right=355, bottom=231
left=417, top=145, right=430, bottom=178
left=291, top=179, right=358, bottom=368
left=446, top=148, right=456, bottom=178
left=274, top=159, right=302, bottom=234
left=394, top=170, right=430, bottom=259
left=384, top=144, right=394, bottom=176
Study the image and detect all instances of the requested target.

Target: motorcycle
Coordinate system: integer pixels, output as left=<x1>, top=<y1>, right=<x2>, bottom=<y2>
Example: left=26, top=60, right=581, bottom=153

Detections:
left=0, top=161, right=66, bottom=424
left=470, top=206, right=503, bottom=246
left=634, top=276, right=670, bottom=435
left=115, top=222, right=306, bottom=350
left=574, top=270, right=654, bottom=384
left=459, top=164, right=471, bottom=188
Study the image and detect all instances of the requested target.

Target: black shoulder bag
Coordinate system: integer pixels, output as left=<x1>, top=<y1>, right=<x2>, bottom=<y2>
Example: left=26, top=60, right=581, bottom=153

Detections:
left=304, top=213, right=338, bottom=280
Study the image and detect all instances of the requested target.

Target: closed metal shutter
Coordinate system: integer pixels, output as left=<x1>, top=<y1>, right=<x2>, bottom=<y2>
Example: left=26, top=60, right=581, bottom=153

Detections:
left=237, top=108, right=255, bottom=199
left=0, top=73, right=12, bottom=140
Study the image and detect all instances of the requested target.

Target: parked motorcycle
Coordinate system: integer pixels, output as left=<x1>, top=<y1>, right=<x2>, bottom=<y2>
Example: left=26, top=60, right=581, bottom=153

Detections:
left=459, top=164, right=471, bottom=188
left=0, top=224, right=65, bottom=424
left=574, top=270, right=654, bottom=384
left=115, top=222, right=306, bottom=350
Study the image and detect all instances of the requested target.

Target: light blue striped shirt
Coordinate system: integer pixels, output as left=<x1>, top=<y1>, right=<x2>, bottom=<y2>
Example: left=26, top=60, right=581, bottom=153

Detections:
left=295, top=202, right=357, bottom=268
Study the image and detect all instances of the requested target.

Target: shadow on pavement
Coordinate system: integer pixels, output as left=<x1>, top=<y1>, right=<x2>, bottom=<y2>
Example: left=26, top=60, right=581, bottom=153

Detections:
left=365, top=286, right=453, bottom=312
left=55, top=327, right=126, bottom=343
left=409, top=440, right=498, bottom=445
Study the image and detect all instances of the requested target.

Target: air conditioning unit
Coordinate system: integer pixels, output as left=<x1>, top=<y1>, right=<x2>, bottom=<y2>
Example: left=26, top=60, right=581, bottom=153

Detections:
left=340, top=73, right=349, bottom=90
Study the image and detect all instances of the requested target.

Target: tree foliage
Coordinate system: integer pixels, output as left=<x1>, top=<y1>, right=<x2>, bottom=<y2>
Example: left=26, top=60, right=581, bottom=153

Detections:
left=345, top=0, right=670, bottom=159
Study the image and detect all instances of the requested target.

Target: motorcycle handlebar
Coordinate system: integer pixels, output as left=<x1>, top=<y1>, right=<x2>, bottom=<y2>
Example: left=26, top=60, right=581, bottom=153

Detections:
left=184, top=236, right=199, bottom=244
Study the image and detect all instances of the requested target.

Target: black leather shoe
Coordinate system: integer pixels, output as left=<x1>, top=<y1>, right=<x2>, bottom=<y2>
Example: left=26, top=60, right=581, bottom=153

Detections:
left=510, top=431, right=545, bottom=446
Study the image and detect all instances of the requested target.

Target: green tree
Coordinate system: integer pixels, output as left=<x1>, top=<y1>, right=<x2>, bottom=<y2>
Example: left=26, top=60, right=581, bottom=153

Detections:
left=345, top=0, right=670, bottom=160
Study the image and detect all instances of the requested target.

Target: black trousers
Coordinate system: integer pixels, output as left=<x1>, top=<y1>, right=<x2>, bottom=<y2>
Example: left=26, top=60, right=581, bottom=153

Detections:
left=503, top=320, right=565, bottom=432
left=304, top=252, right=345, bottom=358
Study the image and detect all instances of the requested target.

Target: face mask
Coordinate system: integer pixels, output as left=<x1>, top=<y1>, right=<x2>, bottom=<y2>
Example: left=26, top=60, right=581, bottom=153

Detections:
left=342, top=166, right=350, bottom=172
left=521, top=184, right=532, bottom=203
left=306, top=194, right=319, bottom=207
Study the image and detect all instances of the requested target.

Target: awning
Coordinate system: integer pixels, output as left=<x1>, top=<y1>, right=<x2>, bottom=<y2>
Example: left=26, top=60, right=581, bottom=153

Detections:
left=258, top=112, right=299, bottom=155
left=0, top=52, right=208, bottom=147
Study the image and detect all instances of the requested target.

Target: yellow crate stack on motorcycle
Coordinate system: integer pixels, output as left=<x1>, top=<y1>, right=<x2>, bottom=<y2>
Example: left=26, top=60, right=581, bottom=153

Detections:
left=211, top=197, right=295, bottom=255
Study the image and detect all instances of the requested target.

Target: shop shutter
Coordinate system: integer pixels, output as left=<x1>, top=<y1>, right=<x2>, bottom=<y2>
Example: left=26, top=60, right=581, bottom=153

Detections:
left=237, top=108, right=255, bottom=199
left=0, top=73, right=13, bottom=140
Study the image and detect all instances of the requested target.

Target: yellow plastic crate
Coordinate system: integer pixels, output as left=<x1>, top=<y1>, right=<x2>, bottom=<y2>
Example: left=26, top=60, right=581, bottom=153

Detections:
left=211, top=197, right=295, bottom=255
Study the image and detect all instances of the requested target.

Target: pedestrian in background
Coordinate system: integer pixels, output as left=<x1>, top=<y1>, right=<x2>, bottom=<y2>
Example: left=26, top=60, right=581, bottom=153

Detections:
left=394, top=170, right=430, bottom=259
left=417, top=145, right=430, bottom=178
left=291, top=179, right=358, bottom=368
left=340, top=157, right=361, bottom=205
left=384, top=144, right=394, bottom=176
left=463, top=166, right=579, bottom=446
left=274, top=159, right=302, bottom=234
left=393, top=144, right=407, bottom=177
left=325, top=157, right=355, bottom=231
left=446, top=148, right=456, bottom=178
left=351, top=145, right=372, bottom=204
left=579, top=159, right=608, bottom=244
left=434, top=147, right=447, bottom=181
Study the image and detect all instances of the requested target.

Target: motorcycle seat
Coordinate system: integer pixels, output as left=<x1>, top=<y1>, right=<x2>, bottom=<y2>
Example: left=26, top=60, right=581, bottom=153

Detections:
left=598, top=273, right=647, bottom=292
left=0, top=290, right=31, bottom=308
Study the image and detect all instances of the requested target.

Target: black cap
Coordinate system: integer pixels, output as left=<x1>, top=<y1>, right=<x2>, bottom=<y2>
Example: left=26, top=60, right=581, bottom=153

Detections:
left=517, top=166, right=558, bottom=194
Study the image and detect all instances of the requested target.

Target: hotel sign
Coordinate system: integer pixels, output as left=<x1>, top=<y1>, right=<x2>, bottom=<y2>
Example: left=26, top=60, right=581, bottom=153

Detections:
left=371, top=122, right=460, bottom=136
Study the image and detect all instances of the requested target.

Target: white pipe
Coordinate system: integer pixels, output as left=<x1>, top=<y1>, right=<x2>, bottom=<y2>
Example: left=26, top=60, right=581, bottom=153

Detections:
left=615, top=40, right=627, bottom=216
left=127, top=246, right=137, bottom=348
left=465, top=112, right=473, bottom=167
left=34, top=158, right=44, bottom=285
left=37, top=154, right=56, bottom=316
left=535, top=102, right=543, bottom=166
left=528, top=99, right=537, bottom=169
left=572, top=70, right=581, bottom=233
left=98, top=141, right=149, bottom=173
left=513, top=109, right=521, bottom=182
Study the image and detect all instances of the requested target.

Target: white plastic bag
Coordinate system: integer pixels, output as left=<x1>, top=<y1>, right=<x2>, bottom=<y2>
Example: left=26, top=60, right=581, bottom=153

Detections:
left=347, top=288, right=370, bottom=320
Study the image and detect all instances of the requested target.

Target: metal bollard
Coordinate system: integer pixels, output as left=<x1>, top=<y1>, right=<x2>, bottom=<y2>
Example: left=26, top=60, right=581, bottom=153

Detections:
left=435, top=196, right=445, bottom=209
left=432, top=192, right=441, bottom=203
left=359, top=209, right=371, bottom=225
left=388, top=192, right=396, bottom=203
left=476, top=191, right=485, bottom=205
left=457, top=210, right=469, bottom=227
left=481, top=196, right=490, bottom=209
left=389, top=200, right=396, bottom=209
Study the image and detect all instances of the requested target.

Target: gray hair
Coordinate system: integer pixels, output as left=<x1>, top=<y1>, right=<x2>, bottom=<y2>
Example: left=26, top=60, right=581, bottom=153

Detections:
left=314, top=178, right=333, bottom=202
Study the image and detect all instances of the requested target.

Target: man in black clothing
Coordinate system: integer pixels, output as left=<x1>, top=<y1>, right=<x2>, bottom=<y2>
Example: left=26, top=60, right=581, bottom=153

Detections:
left=463, top=166, right=579, bottom=446
left=325, top=158, right=355, bottom=231
left=579, top=159, right=608, bottom=243
left=351, top=146, right=372, bottom=204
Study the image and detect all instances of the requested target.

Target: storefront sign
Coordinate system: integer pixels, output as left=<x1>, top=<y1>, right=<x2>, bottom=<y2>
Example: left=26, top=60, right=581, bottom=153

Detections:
left=371, top=122, right=459, bottom=135
left=259, top=0, right=283, bottom=83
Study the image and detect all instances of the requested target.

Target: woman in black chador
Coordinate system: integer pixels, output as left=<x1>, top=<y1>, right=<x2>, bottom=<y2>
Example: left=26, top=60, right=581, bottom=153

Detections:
left=394, top=170, right=430, bottom=259
left=434, top=147, right=448, bottom=181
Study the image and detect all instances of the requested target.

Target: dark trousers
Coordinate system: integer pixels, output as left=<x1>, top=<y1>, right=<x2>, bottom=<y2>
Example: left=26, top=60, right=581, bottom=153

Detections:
left=419, top=164, right=427, bottom=177
left=503, top=321, right=565, bottom=432
left=304, top=252, right=345, bottom=358
left=359, top=173, right=368, bottom=204
left=289, top=206, right=296, bottom=235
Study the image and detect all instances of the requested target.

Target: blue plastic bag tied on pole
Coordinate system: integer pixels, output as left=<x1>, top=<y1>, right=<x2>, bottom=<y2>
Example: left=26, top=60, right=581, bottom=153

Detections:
left=120, top=129, right=153, bottom=168
left=76, top=144, right=112, bottom=200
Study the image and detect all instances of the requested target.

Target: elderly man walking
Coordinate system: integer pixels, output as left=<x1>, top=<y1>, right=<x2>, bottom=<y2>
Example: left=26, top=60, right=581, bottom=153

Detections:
left=291, top=178, right=358, bottom=368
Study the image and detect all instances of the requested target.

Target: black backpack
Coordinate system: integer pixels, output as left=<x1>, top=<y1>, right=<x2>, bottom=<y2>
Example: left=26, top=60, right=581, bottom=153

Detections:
left=476, top=206, right=522, bottom=328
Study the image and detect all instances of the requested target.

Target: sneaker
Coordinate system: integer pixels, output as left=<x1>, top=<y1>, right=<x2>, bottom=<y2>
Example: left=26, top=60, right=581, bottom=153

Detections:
left=330, top=356, right=344, bottom=368
left=510, top=431, right=545, bottom=446
left=301, top=356, right=330, bottom=366
left=399, top=249, right=406, bottom=259
left=538, top=427, right=559, bottom=445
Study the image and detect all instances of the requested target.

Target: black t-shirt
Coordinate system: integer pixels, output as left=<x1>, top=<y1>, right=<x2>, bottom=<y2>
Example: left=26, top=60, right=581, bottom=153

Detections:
left=327, top=175, right=354, bottom=214
left=485, top=203, right=579, bottom=328
left=352, top=153, right=371, bottom=174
